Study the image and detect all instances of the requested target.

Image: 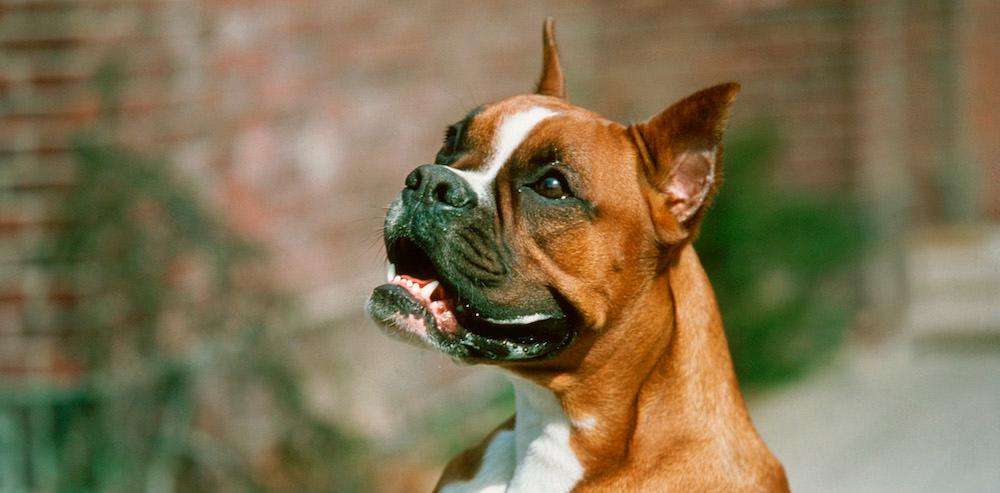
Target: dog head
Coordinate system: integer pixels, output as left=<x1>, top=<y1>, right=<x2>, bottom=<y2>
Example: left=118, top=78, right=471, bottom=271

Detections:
left=367, top=19, right=738, bottom=364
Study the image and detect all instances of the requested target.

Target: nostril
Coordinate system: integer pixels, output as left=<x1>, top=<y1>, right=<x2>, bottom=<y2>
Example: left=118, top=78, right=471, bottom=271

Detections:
left=405, top=164, right=474, bottom=209
left=433, top=182, right=451, bottom=204
left=405, top=168, right=422, bottom=190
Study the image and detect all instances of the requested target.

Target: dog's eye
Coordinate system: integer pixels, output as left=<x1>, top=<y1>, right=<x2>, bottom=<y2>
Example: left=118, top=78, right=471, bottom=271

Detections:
left=530, top=171, right=571, bottom=200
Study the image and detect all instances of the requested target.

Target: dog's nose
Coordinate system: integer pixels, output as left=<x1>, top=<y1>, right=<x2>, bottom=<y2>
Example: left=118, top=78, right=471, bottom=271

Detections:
left=405, top=164, right=476, bottom=209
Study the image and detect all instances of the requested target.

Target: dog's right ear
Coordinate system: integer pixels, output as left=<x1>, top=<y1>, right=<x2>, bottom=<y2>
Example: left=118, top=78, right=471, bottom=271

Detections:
left=630, top=82, right=739, bottom=245
left=536, top=18, right=565, bottom=99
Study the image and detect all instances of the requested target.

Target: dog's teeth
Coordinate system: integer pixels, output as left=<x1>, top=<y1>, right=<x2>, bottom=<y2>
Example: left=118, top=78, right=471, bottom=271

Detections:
left=421, top=280, right=439, bottom=299
left=386, top=263, right=396, bottom=282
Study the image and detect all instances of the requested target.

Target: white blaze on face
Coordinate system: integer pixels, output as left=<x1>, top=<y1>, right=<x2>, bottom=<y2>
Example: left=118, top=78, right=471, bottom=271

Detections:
left=450, top=106, right=558, bottom=201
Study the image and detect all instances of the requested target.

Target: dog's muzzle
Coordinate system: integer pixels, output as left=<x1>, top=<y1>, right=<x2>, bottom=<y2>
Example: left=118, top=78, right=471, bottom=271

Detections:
left=367, top=164, right=576, bottom=361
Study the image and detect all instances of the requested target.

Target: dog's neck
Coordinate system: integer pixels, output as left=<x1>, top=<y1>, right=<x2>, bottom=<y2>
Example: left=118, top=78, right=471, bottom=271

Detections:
left=510, top=243, right=759, bottom=482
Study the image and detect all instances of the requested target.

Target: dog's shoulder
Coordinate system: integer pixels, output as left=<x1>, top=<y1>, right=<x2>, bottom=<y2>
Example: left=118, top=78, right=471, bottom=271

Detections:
left=433, top=416, right=515, bottom=493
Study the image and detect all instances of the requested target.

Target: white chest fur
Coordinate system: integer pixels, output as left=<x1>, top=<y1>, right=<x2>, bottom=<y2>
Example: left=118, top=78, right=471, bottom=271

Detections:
left=438, top=376, right=584, bottom=493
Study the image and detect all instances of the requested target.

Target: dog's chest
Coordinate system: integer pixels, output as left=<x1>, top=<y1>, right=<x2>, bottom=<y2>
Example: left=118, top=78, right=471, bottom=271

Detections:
left=439, top=378, right=584, bottom=493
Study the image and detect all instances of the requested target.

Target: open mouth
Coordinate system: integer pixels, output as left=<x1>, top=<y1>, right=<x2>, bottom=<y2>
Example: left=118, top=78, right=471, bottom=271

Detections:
left=386, top=267, right=460, bottom=336
left=383, top=237, right=460, bottom=335
left=367, top=237, right=575, bottom=361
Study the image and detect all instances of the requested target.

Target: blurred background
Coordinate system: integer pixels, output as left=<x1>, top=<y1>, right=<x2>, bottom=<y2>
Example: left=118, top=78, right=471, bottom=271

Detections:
left=1, top=1, right=998, bottom=491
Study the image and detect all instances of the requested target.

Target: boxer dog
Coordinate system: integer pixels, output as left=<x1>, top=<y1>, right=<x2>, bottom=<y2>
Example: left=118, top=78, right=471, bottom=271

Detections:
left=367, top=18, right=789, bottom=492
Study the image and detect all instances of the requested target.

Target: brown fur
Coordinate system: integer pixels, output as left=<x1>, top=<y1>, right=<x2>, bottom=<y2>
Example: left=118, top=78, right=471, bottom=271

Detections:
left=522, top=245, right=786, bottom=491
left=536, top=18, right=565, bottom=98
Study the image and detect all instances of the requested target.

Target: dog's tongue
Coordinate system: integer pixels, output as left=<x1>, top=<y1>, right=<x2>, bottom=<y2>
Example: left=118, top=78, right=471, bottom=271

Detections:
left=388, top=274, right=459, bottom=335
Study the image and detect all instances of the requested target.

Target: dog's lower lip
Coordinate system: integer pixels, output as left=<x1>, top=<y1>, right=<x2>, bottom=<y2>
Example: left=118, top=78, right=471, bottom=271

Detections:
left=376, top=248, right=574, bottom=360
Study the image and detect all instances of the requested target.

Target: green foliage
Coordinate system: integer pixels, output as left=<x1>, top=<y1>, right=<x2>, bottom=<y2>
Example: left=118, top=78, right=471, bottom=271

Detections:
left=696, top=127, right=867, bottom=388
left=422, top=384, right=515, bottom=463
left=0, top=122, right=368, bottom=490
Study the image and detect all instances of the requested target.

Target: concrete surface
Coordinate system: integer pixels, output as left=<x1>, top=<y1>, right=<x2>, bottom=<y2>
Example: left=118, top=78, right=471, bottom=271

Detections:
left=748, top=340, right=1000, bottom=493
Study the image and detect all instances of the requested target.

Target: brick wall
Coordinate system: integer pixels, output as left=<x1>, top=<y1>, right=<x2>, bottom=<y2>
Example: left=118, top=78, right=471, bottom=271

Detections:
left=1, top=0, right=997, bottom=439
left=962, top=0, right=1000, bottom=218
left=589, top=1, right=860, bottom=191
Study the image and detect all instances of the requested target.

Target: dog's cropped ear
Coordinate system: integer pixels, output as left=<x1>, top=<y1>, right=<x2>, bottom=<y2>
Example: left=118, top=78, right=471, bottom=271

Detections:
left=535, top=18, right=565, bottom=99
left=631, top=82, right=739, bottom=244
